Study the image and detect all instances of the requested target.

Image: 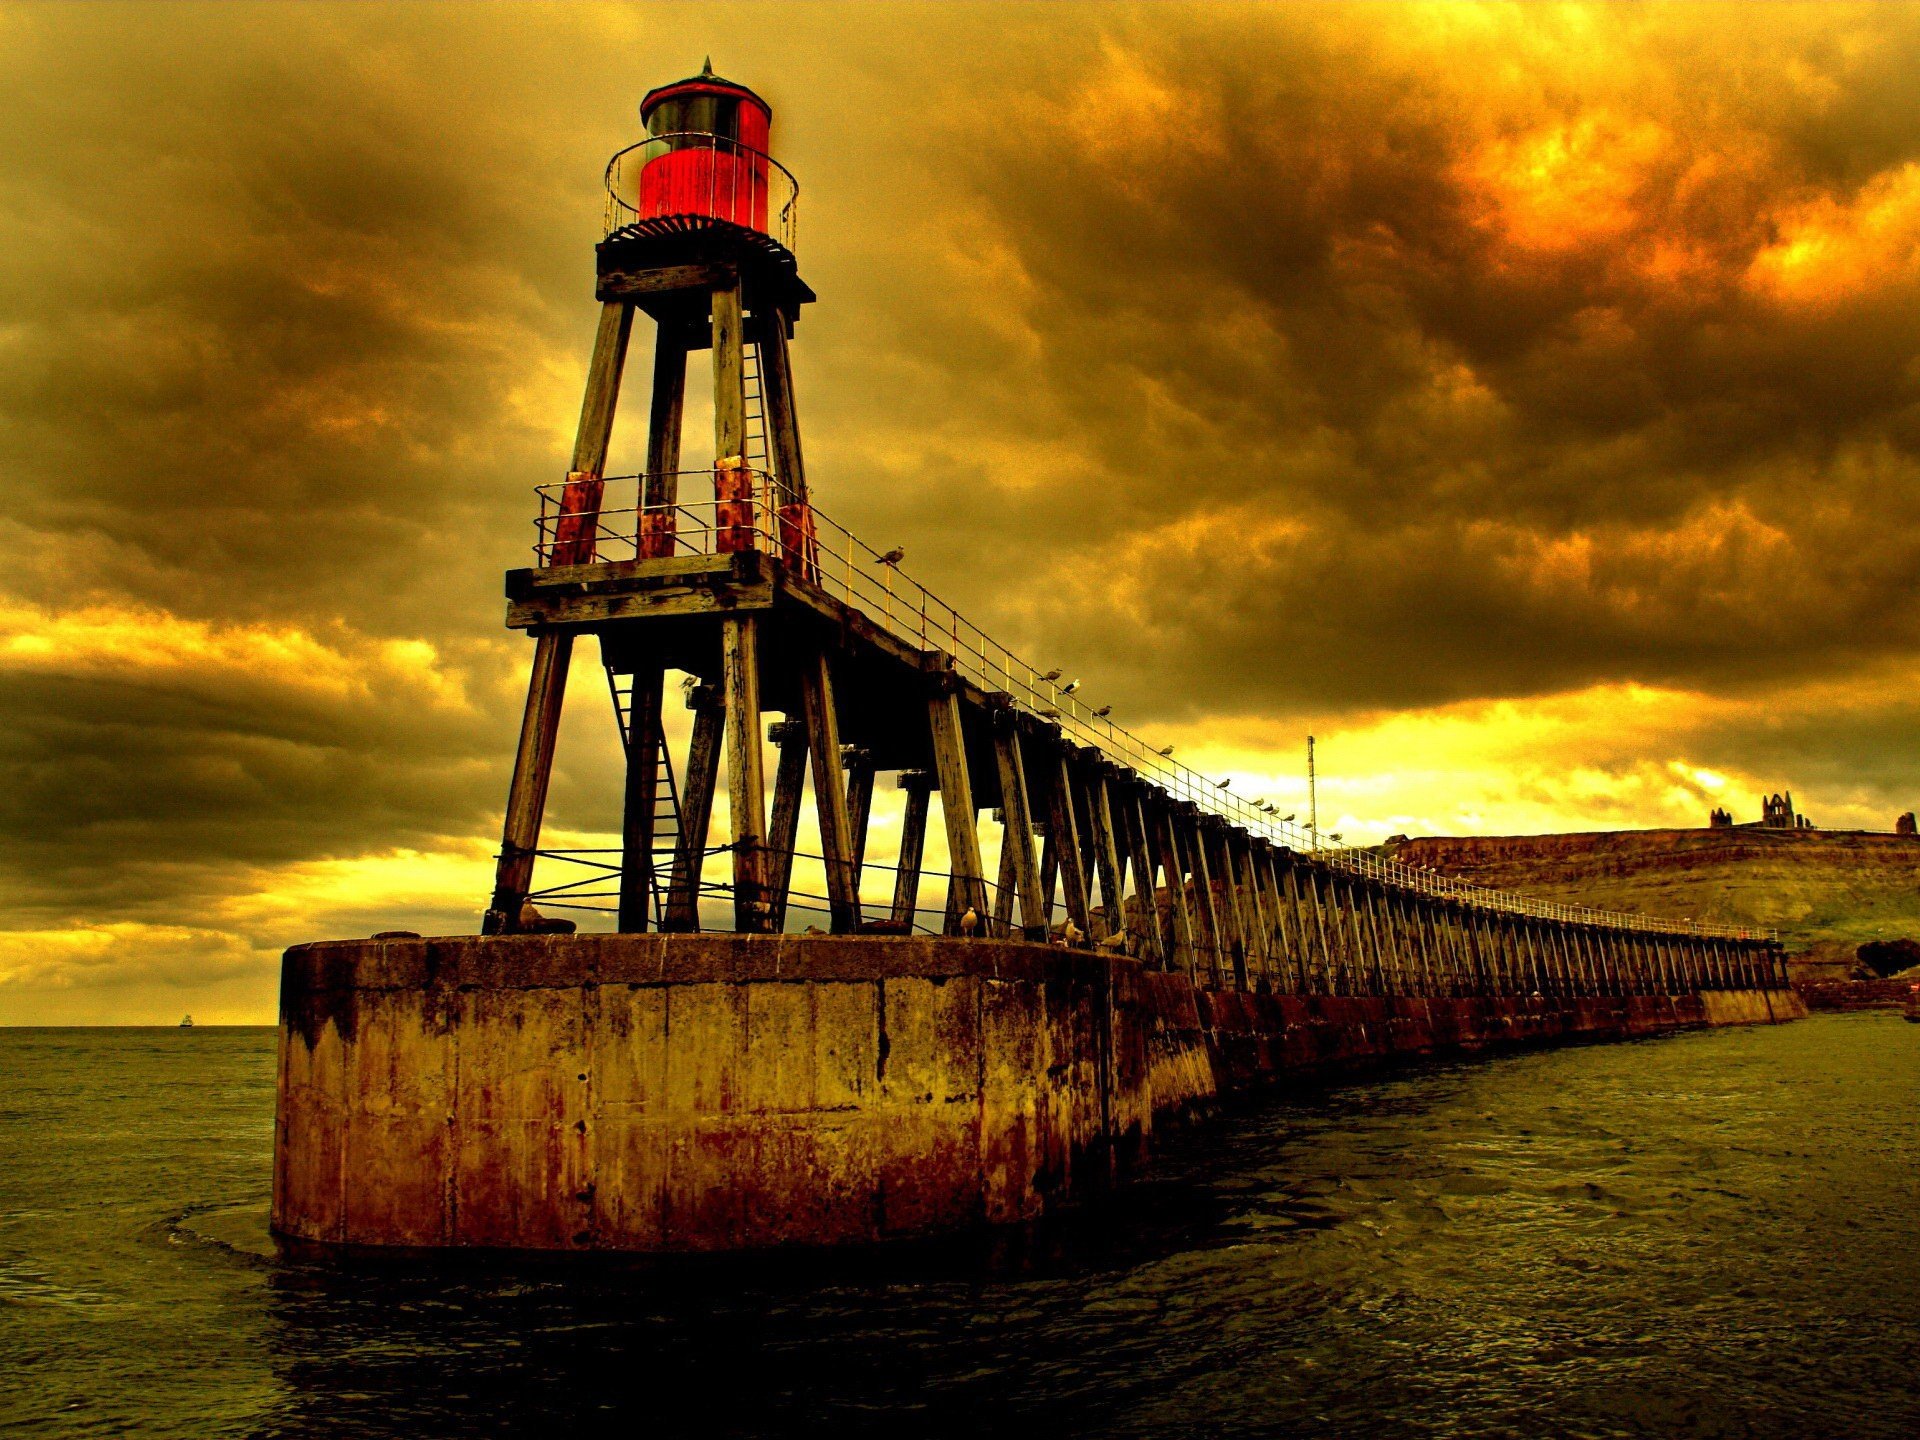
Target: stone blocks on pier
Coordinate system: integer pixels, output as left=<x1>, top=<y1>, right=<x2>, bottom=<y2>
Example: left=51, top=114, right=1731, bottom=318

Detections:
left=273, top=933, right=1800, bottom=1258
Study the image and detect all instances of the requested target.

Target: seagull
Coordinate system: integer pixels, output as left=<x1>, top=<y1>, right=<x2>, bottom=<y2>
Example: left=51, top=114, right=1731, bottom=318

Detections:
left=1094, top=705, right=1112, bottom=718
left=1041, top=668, right=1063, bottom=682
left=1281, top=813, right=1296, bottom=823
left=1040, top=708, right=1061, bottom=720
left=1157, top=745, right=1175, bottom=757
left=1061, top=679, right=1081, bottom=694
left=959, top=904, right=979, bottom=936
left=874, top=547, right=905, bottom=566
left=1215, top=778, right=1232, bottom=790
left=1061, top=918, right=1085, bottom=946
left=1096, top=929, right=1129, bottom=953
left=1258, top=801, right=1276, bottom=813
left=1328, top=832, right=1343, bottom=843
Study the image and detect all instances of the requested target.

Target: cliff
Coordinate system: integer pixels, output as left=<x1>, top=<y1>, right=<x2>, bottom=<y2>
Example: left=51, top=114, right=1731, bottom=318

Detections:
left=1386, top=828, right=1920, bottom=981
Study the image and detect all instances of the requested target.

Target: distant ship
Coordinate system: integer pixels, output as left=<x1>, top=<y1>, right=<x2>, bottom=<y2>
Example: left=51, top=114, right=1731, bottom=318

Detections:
left=179, top=1015, right=193, bottom=1028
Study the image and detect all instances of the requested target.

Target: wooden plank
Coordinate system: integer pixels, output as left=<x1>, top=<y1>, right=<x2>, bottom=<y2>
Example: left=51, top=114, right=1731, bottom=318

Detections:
left=616, top=661, right=665, bottom=932
left=663, top=683, right=724, bottom=932
left=799, top=645, right=861, bottom=932
left=891, top=770, right=933, bottom=927
left=506, top=552, right=742, bottom=598
left=763, top=717, right=809, bottom=932
left=484, top=300, right=634, bottom=932
left=506, top=581, right=775, bottom=630
left=597, top=260, right=738, bottom=300
left=927, top=673, right=989, bottom=932
left=991, top=711, right=1048, bottom=941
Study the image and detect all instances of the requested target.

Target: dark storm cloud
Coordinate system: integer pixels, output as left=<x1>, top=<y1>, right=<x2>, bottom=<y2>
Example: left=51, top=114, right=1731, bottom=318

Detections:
left=6, top=2, right=1920, bottom=1017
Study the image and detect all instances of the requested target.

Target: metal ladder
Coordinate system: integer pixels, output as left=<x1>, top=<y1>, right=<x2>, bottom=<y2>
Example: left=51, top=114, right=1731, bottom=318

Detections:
left=741, top=339, right=771, bottom=474
left=604, top=667, right=686, bottom=927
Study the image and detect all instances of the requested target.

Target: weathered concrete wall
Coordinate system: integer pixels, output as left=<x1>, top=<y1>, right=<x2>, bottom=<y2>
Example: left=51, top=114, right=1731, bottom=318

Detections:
left=273, top=934, right=1798, bottom=1257
left=1795, top=978, right=1913, bottom=1012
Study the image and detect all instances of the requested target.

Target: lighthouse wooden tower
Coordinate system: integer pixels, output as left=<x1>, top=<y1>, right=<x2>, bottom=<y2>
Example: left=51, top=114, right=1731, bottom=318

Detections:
left=483, top=61, right=851, bottom=937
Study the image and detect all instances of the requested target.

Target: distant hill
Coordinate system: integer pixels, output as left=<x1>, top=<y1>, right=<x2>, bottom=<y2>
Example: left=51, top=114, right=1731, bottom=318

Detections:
left=1385, top=828, right=1920, bottom=982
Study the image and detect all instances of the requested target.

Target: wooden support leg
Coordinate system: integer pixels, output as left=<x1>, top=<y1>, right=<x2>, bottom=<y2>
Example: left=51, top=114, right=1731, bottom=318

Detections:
left=990, top=713, right=1048, bottom=941
left=1154, top=808, right=1198, bottom=978
left=843, top=746, right=876, bottom=891
left=927, top=675, right=989, bottom=932
left=616, top=661, right=665, bottom=932
left=1082, top=755, right=1127, bottom=945
left=891, top=770, right=933, bottom=928
left=764, top=718, right=809, bottom=932
left=722, top=617, right=768, bottom=931
left=486, top=632, right=575, bottom=933
left=1124, top=790, right=1169, bottom=966
left=1185, top=813, right=1225, bottom=988
left=663, top=683, right=725, bottom=932
left=484, top=301, right=634, bottom=932
left=1043, top=746, right=1093, bottom=937
left=799, top=646, right=861, bottom=933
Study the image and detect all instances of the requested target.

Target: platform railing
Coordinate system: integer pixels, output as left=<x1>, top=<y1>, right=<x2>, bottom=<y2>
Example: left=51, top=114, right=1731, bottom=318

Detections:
left=531, top=474, right=1777, bottom=944
left=603, top=132, right=799, bottom=251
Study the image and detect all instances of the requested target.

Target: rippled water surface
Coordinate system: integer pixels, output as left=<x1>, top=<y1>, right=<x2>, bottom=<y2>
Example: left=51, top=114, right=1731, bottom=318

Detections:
left=2, top=1016, right=1916, bottom=1438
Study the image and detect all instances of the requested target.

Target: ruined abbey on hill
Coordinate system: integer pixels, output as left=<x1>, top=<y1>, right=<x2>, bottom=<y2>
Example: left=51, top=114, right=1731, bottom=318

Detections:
left=1709, top=791, right=1816, bottom=831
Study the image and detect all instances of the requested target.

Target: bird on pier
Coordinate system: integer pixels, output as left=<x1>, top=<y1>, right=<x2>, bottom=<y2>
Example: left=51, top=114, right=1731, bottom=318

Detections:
left=1096, top=929, right=1129, bottom=953
left=1258, top=800, right=1276, bottom=813
left=1041, top=668, right=1063, bottom=681
left=1062, top=679, right=1081, bottom=694
left=1157, top=744, right=1175, bottom=756
left=875, top=546, right=905, bottom=566
left=1215, top=778, right=1232, bottom=790
left=960, top=905, right=979, bottom=936
left=1281, top=813, right=1296, bottom=823
left=1060, top=918, right=1085, bottom=946
left=1040, top=708, right=1061, bottom=720
left=1094, top=705, right=1112, bottom=718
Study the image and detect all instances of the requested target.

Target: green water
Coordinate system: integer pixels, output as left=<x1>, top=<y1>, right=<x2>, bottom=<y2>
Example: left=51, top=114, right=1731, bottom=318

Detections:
left=1, top=1015, right=1915, bottom=1437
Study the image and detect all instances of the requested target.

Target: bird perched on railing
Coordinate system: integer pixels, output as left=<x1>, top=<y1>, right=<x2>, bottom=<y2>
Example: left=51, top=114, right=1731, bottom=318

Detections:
left=1157, top=745, right=1175, bottom=757
left=1061, top=679, right=1081, bottom=694
left=1215, top=778, right=1232, bottom=790
left=1041, top=668, right=1062, bottom=681
left=1281, top=813, right=1296, bottom=823
left=874, top=546, right=904, bottom=566
left=1257, top=800, right=1276, bottom=813
left=1093, top=705, right=1112, bottom=717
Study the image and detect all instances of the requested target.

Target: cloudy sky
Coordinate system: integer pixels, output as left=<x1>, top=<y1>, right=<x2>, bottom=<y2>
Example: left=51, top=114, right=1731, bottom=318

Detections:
left=5, top=1, right=1920, bottom=1022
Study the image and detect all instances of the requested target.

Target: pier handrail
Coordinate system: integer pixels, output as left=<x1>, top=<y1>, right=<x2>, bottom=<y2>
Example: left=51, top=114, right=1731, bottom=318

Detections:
left=533, top=474, right=1779, bottom=944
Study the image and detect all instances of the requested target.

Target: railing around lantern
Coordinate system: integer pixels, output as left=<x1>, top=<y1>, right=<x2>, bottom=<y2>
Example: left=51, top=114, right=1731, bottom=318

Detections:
left=530, top=473, right=1777, bottom=945
left=603, top=132, right=800, bottom=251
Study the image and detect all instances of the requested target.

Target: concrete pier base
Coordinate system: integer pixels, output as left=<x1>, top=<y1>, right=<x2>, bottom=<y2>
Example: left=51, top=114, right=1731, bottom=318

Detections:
left=272, top=934, right=1806, bottom=1256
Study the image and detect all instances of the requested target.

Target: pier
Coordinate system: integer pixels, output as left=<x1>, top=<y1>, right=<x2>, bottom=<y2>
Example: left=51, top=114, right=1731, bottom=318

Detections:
left=272, top=65, right=1801, bottom=1258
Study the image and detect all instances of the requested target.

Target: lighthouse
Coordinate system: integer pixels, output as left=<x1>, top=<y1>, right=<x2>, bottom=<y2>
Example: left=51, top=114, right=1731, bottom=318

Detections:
left=484, top=62, right=828, bottom=939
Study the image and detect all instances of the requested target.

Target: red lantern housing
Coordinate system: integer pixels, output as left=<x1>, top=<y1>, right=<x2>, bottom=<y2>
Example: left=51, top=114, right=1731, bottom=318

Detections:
left=635, top=60, right=774, bottom=236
